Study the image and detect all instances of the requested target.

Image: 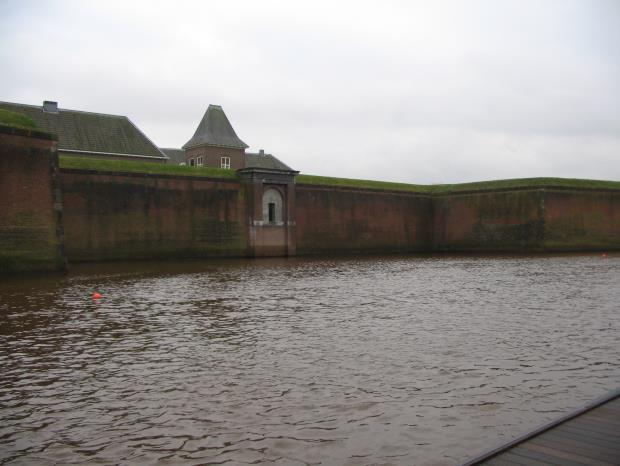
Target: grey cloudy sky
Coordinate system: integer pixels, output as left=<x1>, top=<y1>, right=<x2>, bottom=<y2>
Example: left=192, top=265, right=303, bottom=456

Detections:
left=1, top=0, right=619, bottom=183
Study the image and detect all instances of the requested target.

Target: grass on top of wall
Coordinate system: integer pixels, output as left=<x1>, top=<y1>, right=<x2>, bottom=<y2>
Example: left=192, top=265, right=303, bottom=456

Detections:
left=59, top=155, right=239, bottom=179
left=297, top=174, right=620, bottom=193
left=58, top=156, right=620, bottom=192
left=296, top=174, right=433, bottom=193
left=0, top=109, right=38, bottom=130
left=428, top=177, right=620, bottom=193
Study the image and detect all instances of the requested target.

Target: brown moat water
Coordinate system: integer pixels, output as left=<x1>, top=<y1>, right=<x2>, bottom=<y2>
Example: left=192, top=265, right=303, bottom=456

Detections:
left=1, top=254, right=619, bottom=465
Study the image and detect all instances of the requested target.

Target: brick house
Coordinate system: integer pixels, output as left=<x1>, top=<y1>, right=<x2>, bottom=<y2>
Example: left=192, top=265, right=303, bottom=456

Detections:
left=182, top=104, right=248, bottom=169
left=0, top=100, right=168, bottom=162
left=165, top=104, right=295, bottom=174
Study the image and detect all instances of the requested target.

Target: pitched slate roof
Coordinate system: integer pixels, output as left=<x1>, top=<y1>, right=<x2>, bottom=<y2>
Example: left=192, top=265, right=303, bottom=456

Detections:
left=160, top=148, right=186, bottom=164
left=182, top=105, right=248, bottom=150
left=245, top=151, right=296, bottom=172
left=0, top=101, right=167, bottom=160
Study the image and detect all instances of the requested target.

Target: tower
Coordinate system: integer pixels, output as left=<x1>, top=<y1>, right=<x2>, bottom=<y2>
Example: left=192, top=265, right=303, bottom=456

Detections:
left=182, top=105, right=248, bottom=169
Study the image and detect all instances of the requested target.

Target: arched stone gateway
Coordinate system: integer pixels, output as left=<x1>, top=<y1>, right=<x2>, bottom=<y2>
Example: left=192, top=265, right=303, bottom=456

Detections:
left=262, top=188, right=283, bottom=225
left=237, top=161, right=299, bottom=257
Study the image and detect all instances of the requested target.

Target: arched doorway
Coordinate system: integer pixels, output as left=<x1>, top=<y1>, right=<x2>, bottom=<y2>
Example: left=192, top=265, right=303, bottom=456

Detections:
left=262, top=188, right=283, bottom=225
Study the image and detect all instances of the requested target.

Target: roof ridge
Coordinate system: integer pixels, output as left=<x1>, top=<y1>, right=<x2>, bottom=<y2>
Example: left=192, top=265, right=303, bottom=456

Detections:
left=125, top=115, right=168, bottom=159
left=0, top=100, right=128, bottom=119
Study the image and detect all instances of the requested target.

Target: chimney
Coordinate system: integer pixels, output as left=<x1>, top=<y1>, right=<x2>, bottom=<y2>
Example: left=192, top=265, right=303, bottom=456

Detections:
left=43, top=101, right=58, bottom=113
left=259, top=149, right=265, bottom=156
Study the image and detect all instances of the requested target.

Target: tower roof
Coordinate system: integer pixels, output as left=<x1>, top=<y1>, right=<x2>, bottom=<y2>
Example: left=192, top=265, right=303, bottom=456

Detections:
left=182, top=104, right=248, bottom=150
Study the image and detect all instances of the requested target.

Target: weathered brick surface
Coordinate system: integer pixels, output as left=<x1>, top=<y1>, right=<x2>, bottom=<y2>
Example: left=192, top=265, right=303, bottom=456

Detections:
left=432, top=188, right=620, bottom=252
left=295, top=184, right=433, bottom=254
left=432, top=189, right=545, bottom=251
left=543, top=189, right=620, bottom=251
left=4, top=135, right=618, bottom=269
left=0, top=127, right=66, bottom=272
left=60, top=170, right=248, bottom=261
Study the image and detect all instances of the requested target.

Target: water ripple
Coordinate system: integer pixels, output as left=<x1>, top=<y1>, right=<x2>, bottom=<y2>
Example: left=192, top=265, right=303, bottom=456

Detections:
left=1, top=254, right=619, bottom=465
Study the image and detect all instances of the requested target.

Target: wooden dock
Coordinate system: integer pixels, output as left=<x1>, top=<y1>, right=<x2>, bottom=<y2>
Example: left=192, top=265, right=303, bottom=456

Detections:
left=460, top=387, right=620, bottom=466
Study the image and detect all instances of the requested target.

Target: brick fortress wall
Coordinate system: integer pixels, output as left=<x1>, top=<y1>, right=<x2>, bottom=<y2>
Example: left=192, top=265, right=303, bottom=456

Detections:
left=2, top=149, right=618, bottom=270
left=60, top=169, right=248, bottom=262
left=432, top=188, right=620, bottom=252
left=295, top=184, right=434, bottom=254
left=0, top=126, right=66, bottom=272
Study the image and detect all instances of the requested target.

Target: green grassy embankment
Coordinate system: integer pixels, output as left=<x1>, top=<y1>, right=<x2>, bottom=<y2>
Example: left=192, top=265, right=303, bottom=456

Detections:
left=58, top=155, right=620, bottom=192
left=0, top=109, right=38, bottom=130
left=296, top=174, right=432, bottom=193
left=297, top=174, right=620, bottom=193
left=59, top=155, right=239, bottom=179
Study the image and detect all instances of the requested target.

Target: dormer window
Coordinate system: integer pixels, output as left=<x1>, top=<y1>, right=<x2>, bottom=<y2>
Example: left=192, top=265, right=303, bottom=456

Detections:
left=221, top=156, right=231, bottom=169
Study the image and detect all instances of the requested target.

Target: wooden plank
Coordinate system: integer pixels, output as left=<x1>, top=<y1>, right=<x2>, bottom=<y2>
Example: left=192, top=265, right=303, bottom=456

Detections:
left=550, top=433, right=620, bottom=453
left=553, top=424, right=620, bottom=441
left=529, top=440, right=613, bottom=461
left=507, top=444, right=589, bottom=466
left=528, top=435, right=620, bottom=463
left=483, top=451, right=551, bottom=466
left=580, top=411, right=620, bottom=424
left=484, top=455, right=522, bottom=466
left=518, top=442, right=616, bottom=466
left=557, top=415, right=619, bottom=432
left=559, top=417, right=620, bottom=433
left=578, top=410, right=620, bottom=424
left=556, top=419, right=620, bottom=436
left=541, top=428, right=620, bottom=451
left=593, top=405, right=620, bottom=415
left=483, top=456, right=526, bottom=466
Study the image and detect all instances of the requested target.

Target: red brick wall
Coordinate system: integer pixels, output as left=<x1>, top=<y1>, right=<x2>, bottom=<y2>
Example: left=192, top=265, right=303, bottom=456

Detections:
left=432, top=189, right=545, bottom=251
left=0, top=127, right=66, bottom=272
left=432, top=188, right=620, bottom=252
left=295, top=184, right=433, bottom=254
left=544, top=189, right=620, bottom=250
left=60, top=170, right=248, bottom=261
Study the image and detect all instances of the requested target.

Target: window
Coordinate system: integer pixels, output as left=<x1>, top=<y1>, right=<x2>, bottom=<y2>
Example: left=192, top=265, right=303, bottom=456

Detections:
left=221, top=156, right=231, bottom=169
left=189, top=158, right=195, bottom=167
left=197, top=156, right=203, bottom=166
left=268, top=203, right=276, bottom=224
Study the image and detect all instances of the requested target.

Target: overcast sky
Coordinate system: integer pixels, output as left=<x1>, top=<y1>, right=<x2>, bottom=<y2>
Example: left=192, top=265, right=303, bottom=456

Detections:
left=1, top=0, right=619, bottom=183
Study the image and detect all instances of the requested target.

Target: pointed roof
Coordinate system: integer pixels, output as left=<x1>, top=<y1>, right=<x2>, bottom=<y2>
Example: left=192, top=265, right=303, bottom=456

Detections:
left=182, top=104, right=248, bottom=150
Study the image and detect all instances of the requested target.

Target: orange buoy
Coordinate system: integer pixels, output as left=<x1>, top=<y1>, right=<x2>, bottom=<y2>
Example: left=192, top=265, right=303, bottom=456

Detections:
left=92, top=292, right=102, bottom=299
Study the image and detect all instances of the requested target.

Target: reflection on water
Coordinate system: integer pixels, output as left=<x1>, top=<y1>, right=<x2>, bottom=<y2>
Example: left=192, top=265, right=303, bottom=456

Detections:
left=1, top=254, right=619, bottom=465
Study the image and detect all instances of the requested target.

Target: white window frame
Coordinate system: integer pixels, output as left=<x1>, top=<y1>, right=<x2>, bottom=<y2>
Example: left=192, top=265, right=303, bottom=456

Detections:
left=197, top=156, right=203, bottom=166
left=221, top=156, right=231, bottom=169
